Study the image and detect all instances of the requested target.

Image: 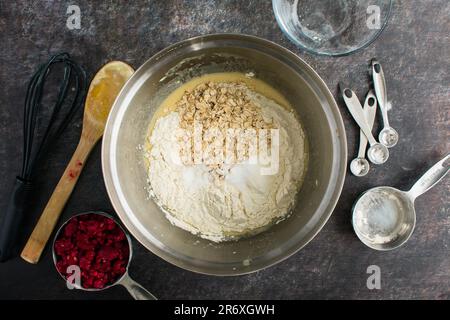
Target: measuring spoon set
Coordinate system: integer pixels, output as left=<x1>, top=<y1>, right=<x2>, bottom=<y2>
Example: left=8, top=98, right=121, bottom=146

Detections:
left=340, top=59, right=398, bottom=177
left=341, top=59, right=449, bottom=251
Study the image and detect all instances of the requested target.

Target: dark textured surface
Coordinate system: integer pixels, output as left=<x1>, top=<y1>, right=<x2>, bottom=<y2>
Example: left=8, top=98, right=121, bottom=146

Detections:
left=0, top=0, right=449, bottom=300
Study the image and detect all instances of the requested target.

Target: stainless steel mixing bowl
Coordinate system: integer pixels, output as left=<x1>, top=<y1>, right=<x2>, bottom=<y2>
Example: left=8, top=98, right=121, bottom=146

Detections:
left=102, top=34, right=347, bottom=275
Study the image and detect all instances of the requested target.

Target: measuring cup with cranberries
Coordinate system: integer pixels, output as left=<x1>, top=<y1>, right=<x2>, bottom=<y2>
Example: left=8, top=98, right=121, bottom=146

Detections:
left=52, top=212, right=156, bottom=299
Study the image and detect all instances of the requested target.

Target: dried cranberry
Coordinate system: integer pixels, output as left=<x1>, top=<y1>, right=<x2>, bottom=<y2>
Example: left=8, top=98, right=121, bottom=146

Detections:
left=65, top=219, right=78, bottom=236
left=54, top=238, right=74, bottom=255
left=56, top=260, right=68, bottom=275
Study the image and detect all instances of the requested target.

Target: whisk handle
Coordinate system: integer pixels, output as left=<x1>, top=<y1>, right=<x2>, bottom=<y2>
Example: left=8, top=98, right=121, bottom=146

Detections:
left=0, top=177, right=32, bottom=262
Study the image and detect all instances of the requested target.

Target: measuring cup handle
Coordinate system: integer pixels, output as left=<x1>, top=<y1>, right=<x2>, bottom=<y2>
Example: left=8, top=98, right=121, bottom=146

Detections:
left=119, top=273, right=157, bottom=300
left=407, top=154, right=450, bottom=200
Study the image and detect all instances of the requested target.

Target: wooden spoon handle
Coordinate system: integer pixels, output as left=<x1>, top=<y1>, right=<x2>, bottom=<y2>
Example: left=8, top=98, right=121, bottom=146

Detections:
left=21, top=135, right=97, bottom=264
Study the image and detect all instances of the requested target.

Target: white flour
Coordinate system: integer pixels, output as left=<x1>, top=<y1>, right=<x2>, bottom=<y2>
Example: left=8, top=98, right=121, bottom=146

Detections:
left=145, top=89, right=307, bottom=242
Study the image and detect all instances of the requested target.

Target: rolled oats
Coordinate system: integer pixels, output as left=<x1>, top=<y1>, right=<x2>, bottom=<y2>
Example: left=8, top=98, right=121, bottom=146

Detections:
left=175, top=81, right=276, bottom=177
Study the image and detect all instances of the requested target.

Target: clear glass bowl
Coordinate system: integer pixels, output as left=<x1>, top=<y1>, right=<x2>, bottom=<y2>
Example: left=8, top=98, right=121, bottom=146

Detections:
left=273, top=0, right=393, bottom=56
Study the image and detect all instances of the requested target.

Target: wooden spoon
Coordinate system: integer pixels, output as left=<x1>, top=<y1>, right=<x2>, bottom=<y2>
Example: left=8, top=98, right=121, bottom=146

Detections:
left=21, top=61, right=134, bottom=264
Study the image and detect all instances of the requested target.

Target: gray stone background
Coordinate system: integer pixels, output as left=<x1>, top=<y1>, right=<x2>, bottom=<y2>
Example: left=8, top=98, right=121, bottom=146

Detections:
left=0, top=0, right=449, bottom=299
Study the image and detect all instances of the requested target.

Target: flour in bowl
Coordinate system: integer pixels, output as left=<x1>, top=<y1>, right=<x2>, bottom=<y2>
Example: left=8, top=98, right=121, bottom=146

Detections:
left=144, top=74, right=307, bottom=242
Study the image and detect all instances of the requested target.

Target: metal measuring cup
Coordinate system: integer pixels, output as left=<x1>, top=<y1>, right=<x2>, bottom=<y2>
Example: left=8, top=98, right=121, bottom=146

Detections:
left=352, top=154, right=449, bottom=250
left=52, top=212, right=156, bottom=300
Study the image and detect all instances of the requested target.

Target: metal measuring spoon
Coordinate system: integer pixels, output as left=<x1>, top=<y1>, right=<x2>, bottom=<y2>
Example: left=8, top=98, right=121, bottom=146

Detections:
left=340, top=84, right=389, bottom=165
left=372, top=59, right=399, bottom=148
left=350, top=90, right=378, bottom=176
left=352, top=154, right=450, bottom=250
left=53, top=212, right=157, bottom=300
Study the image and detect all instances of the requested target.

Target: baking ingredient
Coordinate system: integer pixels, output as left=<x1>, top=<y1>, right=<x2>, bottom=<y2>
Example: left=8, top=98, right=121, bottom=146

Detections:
left=145, top=74, right=307, bottom=242
left=54, top=213, right=129, bottom=289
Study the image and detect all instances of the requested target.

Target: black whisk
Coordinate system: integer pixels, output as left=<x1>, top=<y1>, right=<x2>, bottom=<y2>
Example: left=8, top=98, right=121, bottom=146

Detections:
left=0, top=53, right=87, bottom=261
